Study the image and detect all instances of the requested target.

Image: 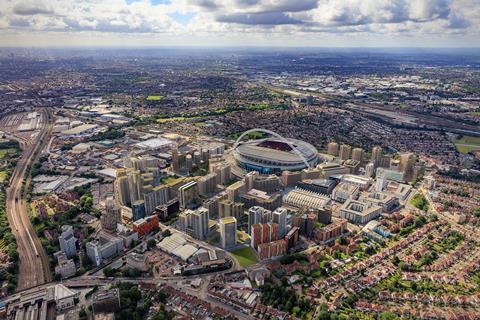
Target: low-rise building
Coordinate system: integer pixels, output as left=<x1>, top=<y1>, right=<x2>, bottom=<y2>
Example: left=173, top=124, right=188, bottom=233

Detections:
left=55, top=284, right=79, bottom=311
left=360, top=192, right=399, bottom=213
left=156, top=198, right=180, bottom=221
left=92, top=288, right=121, bottom=314
left=126, top=252, right=150, bottom=272
left=296, top=178, right=337, bottom=195
left=195, top=250, right=227, bottom=267
left=118, top=229, right=139, bottom=248
left=132, top=214, right=159, bottom=237
left=341, top=174, right=372, bottom=190
left=283, top=188, right=330, bottom=209
left=343, top=159, right=361, bottom=174
left=86, top=233, right=124, bottom=266
left=339, top=199, right=382, bottom=224
left=314, top=219, right=348, bottom=243
left=61, top=123, right=100, bottom=138
left=332, top=182, right=359, bottom=203
left=318, top=162, right=350, bottom=178
left=240, top=189, right=282, bottom=211
left=281, top=171, right=302, bottom=187
left=54, top=252, right=76, bottom=279
left=383, top=181, right=412, bottom=201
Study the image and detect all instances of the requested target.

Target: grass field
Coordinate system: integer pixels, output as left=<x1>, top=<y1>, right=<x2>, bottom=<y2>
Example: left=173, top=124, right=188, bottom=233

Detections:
left=0, top=170, right=8, bottom=183
left=146, top=95, right=163, bottom=101
left=231, top=247, right=258, bottom=267
left=228, top=131, right=267, bottom=140
left=30, top=201, right=55, bottom=217
left=454, top=135, right=480, bottom=153
left=157, top=116, right=201, bottom=123
left=0, top=148, right=16, bottom=159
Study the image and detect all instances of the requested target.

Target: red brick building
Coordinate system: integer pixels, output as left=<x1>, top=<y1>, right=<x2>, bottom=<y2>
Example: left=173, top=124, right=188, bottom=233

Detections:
left=251, top=223, right=279, bottom=249
left=258, top=239, right=287, bottom=260
left=314, top=219, right=347, bottom=243
left=132, top=214, right=159, bottom=237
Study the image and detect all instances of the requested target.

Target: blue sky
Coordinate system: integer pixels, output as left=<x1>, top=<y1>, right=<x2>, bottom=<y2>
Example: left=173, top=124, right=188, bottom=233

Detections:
left=1, top=0, right=479, bottom=47
left=168, top=11, right=196, bottom=25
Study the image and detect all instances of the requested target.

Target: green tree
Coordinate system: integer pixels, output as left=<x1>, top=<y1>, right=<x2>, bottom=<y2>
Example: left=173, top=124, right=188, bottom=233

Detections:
left=162, top=229, right=171, bottom=238
left=103, top=266, right=116, bottom=277
left=79, top=307, right=87, bottom=320
left=147, top=239, right=156, bottom=249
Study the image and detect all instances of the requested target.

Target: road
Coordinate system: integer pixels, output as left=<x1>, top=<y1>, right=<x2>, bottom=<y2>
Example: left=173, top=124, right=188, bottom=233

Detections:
left=62, top=275, right=252, bottom=319
left=5, top=108, right=54, bottom=290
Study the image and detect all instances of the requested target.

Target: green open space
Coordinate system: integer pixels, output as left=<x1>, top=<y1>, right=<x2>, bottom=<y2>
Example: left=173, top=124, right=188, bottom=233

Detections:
left=157, top=117, right=186, bottom=123
left=228, top=131, right=267, bottom=140
left=454, top=135, right=480, bottom=153
left=246, top=103, right=270, bottom=110
left=157, top=116, right=202, bottom=123
left=410, top=193, right=429, bottom=212
left=0, top=148, right=16, bottom=160
left=146, top=95, right=163, bottom=101
left=231, top=247, right=258, bottom=267
left=0, top=170, right=8, bottom=183
left=374, top=272, right=476, bottom=296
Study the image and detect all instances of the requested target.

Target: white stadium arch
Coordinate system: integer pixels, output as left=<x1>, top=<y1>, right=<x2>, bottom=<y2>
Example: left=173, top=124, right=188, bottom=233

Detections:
left=233, top=128, right=314, bottom=169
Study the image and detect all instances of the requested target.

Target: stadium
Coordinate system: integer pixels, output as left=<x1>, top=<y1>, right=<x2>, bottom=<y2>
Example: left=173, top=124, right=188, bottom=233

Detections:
left=232, top=129, right=320, bottom=174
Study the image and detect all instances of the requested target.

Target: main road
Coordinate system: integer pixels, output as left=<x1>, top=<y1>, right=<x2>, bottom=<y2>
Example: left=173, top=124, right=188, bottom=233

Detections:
left=6, top=108, right=54, bottom=290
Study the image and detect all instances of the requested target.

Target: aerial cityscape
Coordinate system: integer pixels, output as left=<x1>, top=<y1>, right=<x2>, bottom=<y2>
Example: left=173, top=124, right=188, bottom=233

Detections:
left=1, top=1, right=480, bottom=320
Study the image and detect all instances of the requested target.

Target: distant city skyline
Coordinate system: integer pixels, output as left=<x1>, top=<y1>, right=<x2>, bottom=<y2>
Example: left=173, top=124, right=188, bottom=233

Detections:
left=1, top=0, right=479, bottom=47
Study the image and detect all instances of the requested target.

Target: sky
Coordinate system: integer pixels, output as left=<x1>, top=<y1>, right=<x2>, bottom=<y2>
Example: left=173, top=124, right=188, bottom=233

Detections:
left=0, top=0, right=479, bottom=47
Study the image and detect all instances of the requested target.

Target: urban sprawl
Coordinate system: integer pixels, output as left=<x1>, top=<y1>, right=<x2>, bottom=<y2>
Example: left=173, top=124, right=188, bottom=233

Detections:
left=0, top=50, right=479, bottom=320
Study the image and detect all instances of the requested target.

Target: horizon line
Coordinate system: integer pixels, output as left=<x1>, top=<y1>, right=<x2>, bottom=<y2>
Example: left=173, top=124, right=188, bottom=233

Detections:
left=1, top=45, right=480, bottom=50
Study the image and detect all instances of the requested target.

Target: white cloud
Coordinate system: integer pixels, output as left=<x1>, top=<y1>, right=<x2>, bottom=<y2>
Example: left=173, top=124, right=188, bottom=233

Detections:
left=0, top=0, right=478, bottom=46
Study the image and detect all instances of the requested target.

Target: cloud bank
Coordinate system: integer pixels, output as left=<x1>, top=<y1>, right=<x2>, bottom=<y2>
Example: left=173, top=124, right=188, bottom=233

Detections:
left=0, top=0, right=478, bottom=46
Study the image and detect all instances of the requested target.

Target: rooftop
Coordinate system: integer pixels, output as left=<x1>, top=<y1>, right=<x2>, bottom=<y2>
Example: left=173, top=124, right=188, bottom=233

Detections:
left=219, top=216, right=237, bottom=224
left=61, top=123, right=99, bottom=135
left=135, top=137, right=173, bottom=149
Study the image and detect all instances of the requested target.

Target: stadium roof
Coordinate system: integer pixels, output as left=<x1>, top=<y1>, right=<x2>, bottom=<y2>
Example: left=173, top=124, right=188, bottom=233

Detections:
left=239, top=145, right=295, bottom=161
left=236, top=139, right=316, bottom=163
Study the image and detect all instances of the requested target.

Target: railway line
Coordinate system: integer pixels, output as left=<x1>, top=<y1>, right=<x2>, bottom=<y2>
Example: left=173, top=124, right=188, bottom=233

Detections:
left=5, top=108, right=54, bottom=290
